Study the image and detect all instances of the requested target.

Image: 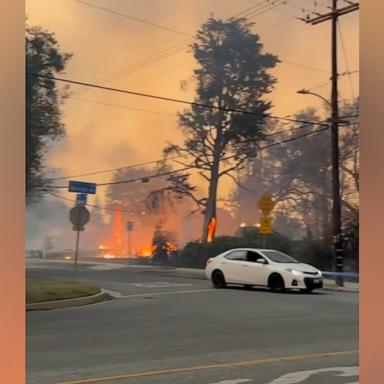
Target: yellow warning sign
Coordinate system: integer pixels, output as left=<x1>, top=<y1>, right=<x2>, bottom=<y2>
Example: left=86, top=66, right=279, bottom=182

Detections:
left=257, top=193, right=276, bottom=216
left=259, top=217, right=273, bottom=235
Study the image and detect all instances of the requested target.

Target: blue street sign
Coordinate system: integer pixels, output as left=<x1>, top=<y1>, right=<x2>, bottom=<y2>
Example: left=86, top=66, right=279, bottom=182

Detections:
left=68, top=180, right=96, bottom=194
left=76, top=193, right=87, bottom=206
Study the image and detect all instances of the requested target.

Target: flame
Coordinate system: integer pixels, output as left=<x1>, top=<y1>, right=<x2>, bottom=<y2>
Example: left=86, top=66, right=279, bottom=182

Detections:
left=207, top=217, right=217, bottom=243
left=167, top=242, right=177, bottom=252
left=97, top=206, right=128, bottom=258
left=97, top=204, right=179, bottom=258
left=103, top=254, right=116, bottom=259
left=137, top=244, right=155, bottom=257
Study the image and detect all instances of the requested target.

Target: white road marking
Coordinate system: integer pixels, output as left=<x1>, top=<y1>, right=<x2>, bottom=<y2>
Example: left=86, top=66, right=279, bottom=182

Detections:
left=101, top=289, right=123, bottom=298
left=264, top=366, right=358, bottom=384
left=130, top=282, right=192, bottom=288
left=209, top=380, right=252, bottom=384
left=88, top=264, right=129, bottom=270
left=120, top=288, right=214, bottom=298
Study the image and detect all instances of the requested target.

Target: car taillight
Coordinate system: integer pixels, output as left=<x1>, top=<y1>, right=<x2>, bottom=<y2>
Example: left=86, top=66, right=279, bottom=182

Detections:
left=206, top=259, right=212, bottom=266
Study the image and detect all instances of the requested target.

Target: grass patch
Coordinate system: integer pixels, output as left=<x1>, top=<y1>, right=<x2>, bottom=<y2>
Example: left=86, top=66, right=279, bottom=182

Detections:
left=26, top=280, right=101, bottom=304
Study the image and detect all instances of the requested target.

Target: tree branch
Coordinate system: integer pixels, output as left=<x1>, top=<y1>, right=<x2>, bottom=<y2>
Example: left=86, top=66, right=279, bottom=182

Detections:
left=218, top=155, right=248, bottom=177
left=224, top=172, right=255, bottom=194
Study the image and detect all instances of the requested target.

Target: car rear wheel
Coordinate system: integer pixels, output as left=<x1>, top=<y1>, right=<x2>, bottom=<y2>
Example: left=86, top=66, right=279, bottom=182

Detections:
left=269, top=274, right=285, bottom=293
left=212, top=270, right=226, bottom=289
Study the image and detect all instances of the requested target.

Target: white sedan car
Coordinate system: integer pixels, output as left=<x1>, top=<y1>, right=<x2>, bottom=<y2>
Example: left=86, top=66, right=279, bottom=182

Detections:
left=205, top=248, right=323, bottom=293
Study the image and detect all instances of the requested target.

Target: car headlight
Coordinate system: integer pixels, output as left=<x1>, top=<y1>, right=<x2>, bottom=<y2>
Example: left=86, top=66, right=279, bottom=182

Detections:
left=286, top=268, right=303, bottom=276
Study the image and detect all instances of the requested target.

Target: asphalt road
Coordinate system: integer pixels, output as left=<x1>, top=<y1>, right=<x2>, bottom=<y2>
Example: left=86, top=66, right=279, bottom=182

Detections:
left=26, top=260, right=358, bottom=384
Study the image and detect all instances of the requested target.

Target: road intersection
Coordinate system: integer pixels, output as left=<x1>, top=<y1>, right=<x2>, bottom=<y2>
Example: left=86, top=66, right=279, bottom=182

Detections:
left=26, top=259, right=358, bottom=384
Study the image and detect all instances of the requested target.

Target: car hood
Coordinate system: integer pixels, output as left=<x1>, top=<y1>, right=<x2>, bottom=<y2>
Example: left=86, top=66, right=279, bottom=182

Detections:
left=277, top=263, right=320, bottom=273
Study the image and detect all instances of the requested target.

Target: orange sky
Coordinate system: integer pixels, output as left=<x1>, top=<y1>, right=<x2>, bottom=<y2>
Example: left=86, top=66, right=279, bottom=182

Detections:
left=26, top=0, right=359, bottom=208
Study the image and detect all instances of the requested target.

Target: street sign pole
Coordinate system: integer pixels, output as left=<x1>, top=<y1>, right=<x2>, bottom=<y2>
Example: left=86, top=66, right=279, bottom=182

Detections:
left=128, top=230, right=132, bottom=256
left=126, top=221, right=133, bottom=257
left=73, top=205, right=82, bottom=282
left=69, top=205, right=90, bottom=282
left=73, top=229, right=81, bottom=282
left=258, top=194, right=275, bottom=248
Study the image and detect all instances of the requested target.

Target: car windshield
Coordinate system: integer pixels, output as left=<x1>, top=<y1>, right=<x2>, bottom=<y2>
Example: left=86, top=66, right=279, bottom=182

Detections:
left=262, top=250, right=299, bottom=263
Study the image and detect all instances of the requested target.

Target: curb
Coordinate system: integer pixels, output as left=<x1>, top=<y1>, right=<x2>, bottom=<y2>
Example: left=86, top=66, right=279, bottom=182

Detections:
left=322, top=279, right=359, bottom=293
left=26, top=289, right=111, bottom=311
left=322, top=286, right=359, bottom=293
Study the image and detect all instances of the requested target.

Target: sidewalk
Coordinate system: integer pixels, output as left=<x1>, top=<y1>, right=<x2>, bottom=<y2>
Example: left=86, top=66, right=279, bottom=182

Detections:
left=322, top=279, right=359, bottom=292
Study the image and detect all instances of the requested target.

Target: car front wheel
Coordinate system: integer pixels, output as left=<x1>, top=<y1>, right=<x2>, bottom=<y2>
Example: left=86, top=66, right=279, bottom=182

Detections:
left=211, top=270, right=226, bottom=289
left=268, top=274, right=285, bottom=293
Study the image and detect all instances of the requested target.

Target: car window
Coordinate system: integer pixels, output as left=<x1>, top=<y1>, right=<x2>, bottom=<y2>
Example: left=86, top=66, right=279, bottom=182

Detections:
left=262, top=250, right=299, bottom=263
left=247, top=251, right=267, bottom=263
left=225, top=250, right=247, bottom=261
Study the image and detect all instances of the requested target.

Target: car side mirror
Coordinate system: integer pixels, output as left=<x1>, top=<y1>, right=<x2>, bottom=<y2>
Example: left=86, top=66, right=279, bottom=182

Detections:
left=257, top=259, right=267, bottom=265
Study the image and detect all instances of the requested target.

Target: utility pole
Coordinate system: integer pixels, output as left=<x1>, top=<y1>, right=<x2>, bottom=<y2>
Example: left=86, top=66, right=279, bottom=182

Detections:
left=305, top=1, right=359, bottom=286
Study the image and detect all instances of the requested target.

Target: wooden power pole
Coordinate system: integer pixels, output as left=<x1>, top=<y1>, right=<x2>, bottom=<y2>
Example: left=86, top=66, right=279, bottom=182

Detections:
left=305, top=1, right=359, bottom=286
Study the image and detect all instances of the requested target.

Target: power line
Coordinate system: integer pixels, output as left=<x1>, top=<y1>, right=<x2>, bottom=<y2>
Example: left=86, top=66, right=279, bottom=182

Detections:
left=284, top=0, right=332, bottom=14
left=337, top=19, right=355, bottom=99
left=46, top=190, right=147, bottom=214
left=282, top=0, right=321, bottom=15
left=101, top=0, right=294, bottom=83
left=245, top=0, right=301, bottom=19
left=27, top=72, right=329, bottom=127
left=47, top=112, right=358, bottom=182
left=308, top=80, right=331, bottom=91
left=264, top=120, right=323, bottom=137
left=76, top=0, right=268, bottom=85
left=43, top=123, right=336, bottom=189
left=109, top=0, right=327, bottom=78
left=97, top=38, right=193, bottom=83
left=280, top=60, right=328, bottom=73
left=232, top=0, right=279, bottom=20
left=50, top=155, right=189, bottom=181
left=269, top=7, right=302, bottom=19
left=239, top=0, right=286, bottom=19
left=96, top=126, right=333, bottom=186
left=44, top=114, right=360, bottom=192
left=340, top=70, right=359, bottom=76
left=66, top=96, right=177, bottom=117
left=306, top=72, right=358, bottom=93
left=46, top=166, right=193, bottom=189
left=86, top=1, right=309, bottom=87
left=47, top=127, right=310, bottom=183
left=96, top=0, right=275, bottom=83
left=73, top=0, right=193, bottom=37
